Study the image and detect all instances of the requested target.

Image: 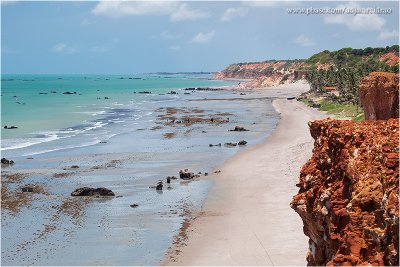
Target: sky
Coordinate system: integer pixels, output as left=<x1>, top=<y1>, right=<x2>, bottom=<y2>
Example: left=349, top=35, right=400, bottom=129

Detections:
left=1, top=1, right=399, bottom=74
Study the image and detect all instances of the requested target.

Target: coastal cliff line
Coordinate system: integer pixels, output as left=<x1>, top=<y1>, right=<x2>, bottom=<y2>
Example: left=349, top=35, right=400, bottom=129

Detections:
left=214, top=45, right=399, bottom=88
left=291, top=71, right=399, bottom=266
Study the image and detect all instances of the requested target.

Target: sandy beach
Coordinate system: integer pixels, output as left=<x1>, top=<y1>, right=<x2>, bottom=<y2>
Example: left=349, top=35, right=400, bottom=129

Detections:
left=164, top=85, right=327, bottom=265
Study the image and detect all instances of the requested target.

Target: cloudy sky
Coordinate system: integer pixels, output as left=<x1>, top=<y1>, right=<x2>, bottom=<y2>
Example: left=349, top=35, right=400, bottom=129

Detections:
left=1, top=1, right=399, bottom=74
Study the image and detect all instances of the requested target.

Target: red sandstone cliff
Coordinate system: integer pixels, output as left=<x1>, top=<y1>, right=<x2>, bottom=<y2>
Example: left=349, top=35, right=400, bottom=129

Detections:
left=213, top=60, right=306, bottom=87
left=291, top=118, right=399, bottom=266
left=359, top=72, right=399, bottom=120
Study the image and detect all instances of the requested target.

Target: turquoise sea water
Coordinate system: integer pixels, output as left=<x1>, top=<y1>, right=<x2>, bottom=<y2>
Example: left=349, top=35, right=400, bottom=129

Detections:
left=1, top=74, right=234, bottom=154
left=1, top=74, right=280, bottom=265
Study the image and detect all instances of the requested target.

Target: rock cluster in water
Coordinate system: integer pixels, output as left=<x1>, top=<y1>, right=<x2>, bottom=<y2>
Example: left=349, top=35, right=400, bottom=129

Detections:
left=291, top=118, right=399, bottom=266
left=71, top=187, right=115, bottom=197
left=1, top=158, right=15, bottom=165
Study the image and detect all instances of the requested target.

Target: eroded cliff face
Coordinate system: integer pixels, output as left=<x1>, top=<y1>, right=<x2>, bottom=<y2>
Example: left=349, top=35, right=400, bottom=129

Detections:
left=213, top=60, right=306, bottom=87
left=291, top=118, right=399, bottom=266
left=359, top=72, right=399, bottom=121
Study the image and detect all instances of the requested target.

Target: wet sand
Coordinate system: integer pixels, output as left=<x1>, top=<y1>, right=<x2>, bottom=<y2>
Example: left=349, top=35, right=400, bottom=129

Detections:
left=163, top=84, right=327, bottom=265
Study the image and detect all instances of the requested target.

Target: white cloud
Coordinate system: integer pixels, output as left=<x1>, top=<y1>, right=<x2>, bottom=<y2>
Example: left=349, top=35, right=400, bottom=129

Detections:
left=348, top=14, right=385, bottom=31
left=379, top=29, right=399, bottom=40
left=51, top=43, right=78, bottom=54
left=190, top=30, right=215, bottom=44
left=92, top=1, right=176, bottom=17
left=324, top=2, right=386, bottom=31
left=220, top=7, right=248, bottom=22
left=243, top=1, right=299, bottom=8
left=294, top=35, right=315, bottom=46
left=52, top=43, right=67, bottom=52
left=159, top=30, right=182, bottom=40
left=170, top=3, right=209, bottom=22
left=92, top=1, right=208, bottom=22
left=169, top=45, right=181, bottom=51
left=90, top=45, right=108, bottom=53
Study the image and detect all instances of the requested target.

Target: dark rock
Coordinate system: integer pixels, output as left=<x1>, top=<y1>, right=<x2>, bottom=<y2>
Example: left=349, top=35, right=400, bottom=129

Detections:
left=130, top=204, right=139, bottom=208
left=167, top=177, right=171, bottom=183
left=238, top=140, right=248, bottom=146
left=104, top=97, right=109, bottom=99
left=202, top=131, right=207, bottom=133
left=240, top=93, right=246, bottom=95
left=312, top=102, right=321, bottom=108
left=287, top=96, right=296, bottom=100
left=1, top=158, right=15, bottom=165
left=62, top=91, right=77, bottom=95
left=224, top=142, right=237, bottom=147
left=4, top=126, right=18, bottom=129
left=71, top=165, right=79, bottom=169
left=156, top=181, right=163, bottom=191
left=167, top=91, right=177, bottom=94
left=179, top=169, right=195, bottom=180
left=209, top=143, right=221, bottom=147
left=71, top=187, right=115, bottom=197
left=229, top=126, right=249, bottom=132
left=138, top=91, right=151, bottom=94
left=21, top=187, right=33, bottom=193
left=204, top=172, right=208, bottom=176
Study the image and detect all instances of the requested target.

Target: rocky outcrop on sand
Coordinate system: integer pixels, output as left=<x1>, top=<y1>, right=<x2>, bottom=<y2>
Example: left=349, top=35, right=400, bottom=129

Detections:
left=359, top=72, right=399, bottom=120
left=1, top=158, right=15, bottom=165
left=291, top=118, right=399, bottom=266
left=179, top=169, right=195, bottom=180
left=71, top=187, right=115, bottom=197
left=229, top=126, right=249, bottom=132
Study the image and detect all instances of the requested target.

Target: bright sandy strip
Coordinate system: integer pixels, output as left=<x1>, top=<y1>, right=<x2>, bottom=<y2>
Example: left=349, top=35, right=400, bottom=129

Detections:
left=163, top=96, right=328, bottom=266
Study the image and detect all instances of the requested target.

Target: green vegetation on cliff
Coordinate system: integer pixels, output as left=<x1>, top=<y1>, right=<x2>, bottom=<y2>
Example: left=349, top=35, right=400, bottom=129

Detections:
left=304, top=45, right=399, bottom=71
left=221, top=45, right=399, bottom=122
left=305, top=45, right=399, bottom=104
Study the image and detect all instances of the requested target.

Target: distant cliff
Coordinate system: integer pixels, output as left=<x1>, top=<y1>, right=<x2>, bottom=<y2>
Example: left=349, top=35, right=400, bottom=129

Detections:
left=358, top=72, right=399, bottom=120
left=214, top=60, right=306, bottom=87
left=214, top=45, right=399, bottom=88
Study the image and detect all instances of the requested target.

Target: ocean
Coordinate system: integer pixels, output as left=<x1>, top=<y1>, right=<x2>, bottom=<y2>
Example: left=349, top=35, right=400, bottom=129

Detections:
left=1, top=74, right=279, bottom=265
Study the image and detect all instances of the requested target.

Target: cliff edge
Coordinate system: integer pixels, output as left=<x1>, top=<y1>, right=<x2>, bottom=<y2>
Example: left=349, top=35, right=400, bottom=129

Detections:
left=359, top=72, right=399, bottom=121
left=291, top=118, right=399, bottom=265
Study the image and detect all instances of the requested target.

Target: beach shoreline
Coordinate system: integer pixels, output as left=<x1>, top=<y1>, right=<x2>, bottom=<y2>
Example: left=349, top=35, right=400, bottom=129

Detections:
left=162, top=83, right=327, bottom=265
left=2, top=78, right=321, bottom=265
